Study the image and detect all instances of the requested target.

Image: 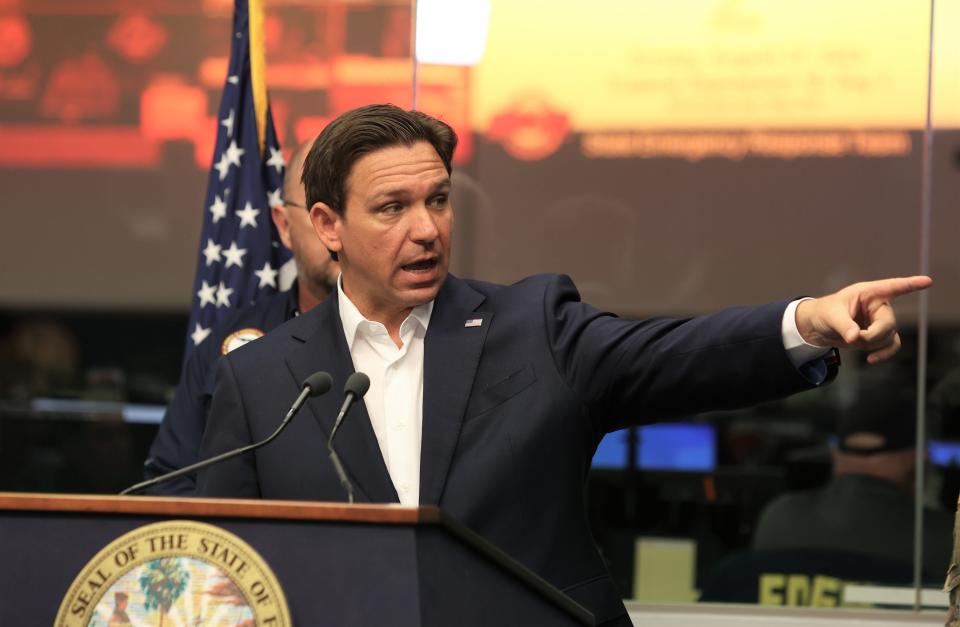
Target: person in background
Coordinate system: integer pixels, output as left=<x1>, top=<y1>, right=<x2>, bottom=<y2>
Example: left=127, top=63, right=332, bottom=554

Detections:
left=753, top=388, right=954, bottom=579
left=143, top=141, right=339, bottom=494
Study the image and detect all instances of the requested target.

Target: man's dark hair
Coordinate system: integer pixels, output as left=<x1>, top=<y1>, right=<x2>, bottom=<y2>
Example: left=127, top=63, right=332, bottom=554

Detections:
left=302, top=104, right=458, bottom=217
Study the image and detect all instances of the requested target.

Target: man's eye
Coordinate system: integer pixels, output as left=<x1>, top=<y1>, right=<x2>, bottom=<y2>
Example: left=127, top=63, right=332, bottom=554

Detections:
left=429, top=194, right=449, bottom=208
left=380, top=204, right=403, bottom=214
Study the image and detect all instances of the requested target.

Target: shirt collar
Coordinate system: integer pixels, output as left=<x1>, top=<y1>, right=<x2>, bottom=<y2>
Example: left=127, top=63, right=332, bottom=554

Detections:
left=337, top=274, right=434, bottom=350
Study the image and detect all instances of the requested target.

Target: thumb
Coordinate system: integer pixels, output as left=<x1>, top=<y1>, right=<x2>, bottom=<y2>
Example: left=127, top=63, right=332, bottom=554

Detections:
left=818, top=298, right=860, bottom=346
left=842, top=324, right=860, bottom=345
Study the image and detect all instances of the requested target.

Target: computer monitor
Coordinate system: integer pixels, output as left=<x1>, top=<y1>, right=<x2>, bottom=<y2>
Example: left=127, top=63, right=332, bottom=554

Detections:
left=591, top=428, right=630, bottom=469
left=929, top=440, right=960, bottom=467
left=592, top=423, right=717, bottom=472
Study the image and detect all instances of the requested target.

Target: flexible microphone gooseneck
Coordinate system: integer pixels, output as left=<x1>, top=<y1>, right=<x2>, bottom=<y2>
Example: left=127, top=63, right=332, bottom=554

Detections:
left=120, top=371, right=333, bottom=495
left=327, top=372, right=370, bottom=504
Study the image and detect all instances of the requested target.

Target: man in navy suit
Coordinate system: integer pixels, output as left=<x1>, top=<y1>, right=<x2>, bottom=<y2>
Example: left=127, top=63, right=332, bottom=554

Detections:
left=196, top=104, right=930, bottom=625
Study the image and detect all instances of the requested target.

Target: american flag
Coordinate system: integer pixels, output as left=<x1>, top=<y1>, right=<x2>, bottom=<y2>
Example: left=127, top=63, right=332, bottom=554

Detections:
left=184, top=0, right=291, bottom=361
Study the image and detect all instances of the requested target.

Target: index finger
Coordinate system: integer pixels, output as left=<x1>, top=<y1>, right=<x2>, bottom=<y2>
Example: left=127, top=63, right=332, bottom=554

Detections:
left=861, top=275, right=932, bottom=301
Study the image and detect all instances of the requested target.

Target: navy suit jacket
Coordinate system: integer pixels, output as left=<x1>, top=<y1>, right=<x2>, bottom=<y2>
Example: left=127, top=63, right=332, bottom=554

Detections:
left=197, top=273, right=831, bottom=624
left=146, top=287, right=298, bottom=494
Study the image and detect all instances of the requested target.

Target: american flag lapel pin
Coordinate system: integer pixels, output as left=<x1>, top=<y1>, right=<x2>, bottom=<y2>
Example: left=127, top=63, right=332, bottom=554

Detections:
left=464, top=318, right=483, bottom=328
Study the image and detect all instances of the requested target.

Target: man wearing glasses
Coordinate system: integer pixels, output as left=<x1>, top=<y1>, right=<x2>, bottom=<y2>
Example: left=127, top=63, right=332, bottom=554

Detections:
left=143, top=141, right=339, bottom=494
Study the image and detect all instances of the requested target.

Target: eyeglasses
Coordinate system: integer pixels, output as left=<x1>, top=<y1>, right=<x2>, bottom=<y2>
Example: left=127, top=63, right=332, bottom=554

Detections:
left=283, top=200, right=306, bottom=209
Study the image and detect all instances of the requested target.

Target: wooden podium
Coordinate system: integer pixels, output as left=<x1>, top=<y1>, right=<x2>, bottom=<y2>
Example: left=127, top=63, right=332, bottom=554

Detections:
left=0, top=493, right=592, bottom=625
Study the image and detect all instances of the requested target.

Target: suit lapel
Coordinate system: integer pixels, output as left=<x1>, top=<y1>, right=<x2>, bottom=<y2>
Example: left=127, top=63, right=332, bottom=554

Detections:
left=420, top=276, right=489, bottom=505
left=285, top=291, right=399, bottom=503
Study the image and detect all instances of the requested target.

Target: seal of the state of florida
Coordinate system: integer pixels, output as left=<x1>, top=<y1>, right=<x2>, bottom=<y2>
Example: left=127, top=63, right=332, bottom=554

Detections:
left=55, top=520, right=291, bottom=626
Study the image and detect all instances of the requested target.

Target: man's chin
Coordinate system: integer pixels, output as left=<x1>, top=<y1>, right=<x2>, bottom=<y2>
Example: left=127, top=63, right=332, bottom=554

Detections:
left=397, top=274, right=446, bottom=306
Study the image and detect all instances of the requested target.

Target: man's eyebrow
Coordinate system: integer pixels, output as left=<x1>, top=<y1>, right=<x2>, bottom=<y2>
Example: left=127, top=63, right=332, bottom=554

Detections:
left=368, top=188, right=408, bottom=203
left=422, top=178, right=452, bottom=197
left=369, top=178, right=451, bottom=202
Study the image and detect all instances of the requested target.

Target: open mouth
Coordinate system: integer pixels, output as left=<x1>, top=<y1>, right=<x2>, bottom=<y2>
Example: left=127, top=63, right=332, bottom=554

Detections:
left=401, top=259, right=438, bottom=273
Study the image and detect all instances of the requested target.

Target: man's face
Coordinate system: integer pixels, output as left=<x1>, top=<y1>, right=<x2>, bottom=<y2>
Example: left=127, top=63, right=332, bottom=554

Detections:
left=274, top=181, right=340, bottom=298
left=311, top=141, right=452, bottom=321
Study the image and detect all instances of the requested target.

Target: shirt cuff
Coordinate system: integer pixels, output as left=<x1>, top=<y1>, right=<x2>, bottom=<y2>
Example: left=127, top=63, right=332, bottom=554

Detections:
left=782, top=298, right=831, bottom=368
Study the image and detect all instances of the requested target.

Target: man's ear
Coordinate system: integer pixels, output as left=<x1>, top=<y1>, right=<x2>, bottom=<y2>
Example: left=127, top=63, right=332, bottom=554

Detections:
left=271, top=205, right=293, bottom=249
left=310, top=202, right=342, bottom=255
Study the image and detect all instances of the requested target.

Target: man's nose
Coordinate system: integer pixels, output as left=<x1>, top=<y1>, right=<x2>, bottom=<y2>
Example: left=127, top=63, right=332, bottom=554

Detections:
left=409, top=204, right=440, bottom=243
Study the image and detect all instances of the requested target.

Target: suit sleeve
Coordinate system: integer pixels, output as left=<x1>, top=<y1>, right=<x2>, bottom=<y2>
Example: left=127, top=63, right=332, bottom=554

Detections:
left=542, top=274, right=836, bottom=432
left=195, top=355, right=262, bottom=497
left=143, top=343, right=217, bottom=495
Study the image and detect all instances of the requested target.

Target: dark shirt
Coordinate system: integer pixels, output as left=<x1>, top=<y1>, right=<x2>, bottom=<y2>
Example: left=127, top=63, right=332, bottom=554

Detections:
left=144, top=287, right=299, bottom=494
left=753, top=472, right=955, bottom=579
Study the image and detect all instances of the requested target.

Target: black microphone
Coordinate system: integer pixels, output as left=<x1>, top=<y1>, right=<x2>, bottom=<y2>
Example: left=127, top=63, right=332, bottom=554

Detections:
left=121, top=371, right=333, bottom=495
left=327, top=372, right=370, bottom=504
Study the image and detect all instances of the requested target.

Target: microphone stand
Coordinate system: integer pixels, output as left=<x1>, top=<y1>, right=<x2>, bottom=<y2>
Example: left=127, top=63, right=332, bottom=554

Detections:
left=120, top=372, right=332, bottom=496
left=326, top=372, right=370, bottom=504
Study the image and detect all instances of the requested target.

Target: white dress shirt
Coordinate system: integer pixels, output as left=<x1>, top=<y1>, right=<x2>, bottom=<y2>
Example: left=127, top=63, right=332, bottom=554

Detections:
left=337, top=272, right=827, bottom=505
left=782, top=297, right=831, bottom=367
left=338, top=278, right=432, bottom=505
